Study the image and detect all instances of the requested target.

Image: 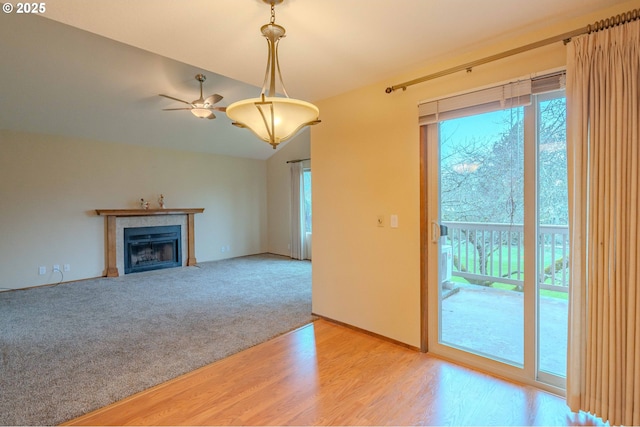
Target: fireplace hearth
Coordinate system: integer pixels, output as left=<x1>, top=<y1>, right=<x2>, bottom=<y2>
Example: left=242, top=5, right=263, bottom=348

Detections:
left=124, top=225, right=182, bottom=274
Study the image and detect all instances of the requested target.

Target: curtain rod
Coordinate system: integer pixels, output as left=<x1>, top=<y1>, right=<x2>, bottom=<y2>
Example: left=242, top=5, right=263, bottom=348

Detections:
left=385, top=8, right=639, bottom=94
left=286, top=158, right=310, bottom=163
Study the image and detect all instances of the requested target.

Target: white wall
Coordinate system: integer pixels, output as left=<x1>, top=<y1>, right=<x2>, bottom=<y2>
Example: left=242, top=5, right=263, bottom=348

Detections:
left=0, top=130, right=268, bottom=290
left=266, top=130, right=311, bottom=256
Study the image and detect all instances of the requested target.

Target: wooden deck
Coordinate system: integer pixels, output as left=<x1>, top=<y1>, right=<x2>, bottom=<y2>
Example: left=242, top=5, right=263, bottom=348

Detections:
left=64, top=319, right=604, bottom=426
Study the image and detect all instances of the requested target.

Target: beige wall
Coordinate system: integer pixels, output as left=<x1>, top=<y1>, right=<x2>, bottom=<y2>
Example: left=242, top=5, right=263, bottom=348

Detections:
left=0, top=130, right=268, bottom=290
left=311, top=0, right=640, bottom=347
left=266, top=130, right=311, bottom=256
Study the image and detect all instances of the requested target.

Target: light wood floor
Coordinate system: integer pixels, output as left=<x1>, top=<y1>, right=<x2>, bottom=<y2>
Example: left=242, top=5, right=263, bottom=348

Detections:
left=64, top=319, right=605, bottom=426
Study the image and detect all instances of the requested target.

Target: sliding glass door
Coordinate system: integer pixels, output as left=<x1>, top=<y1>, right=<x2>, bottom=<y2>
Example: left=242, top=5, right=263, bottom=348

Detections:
left=536, top=92, right=568, bottom=384
left=438, top=106, right=526, bottom=367
left=424, top=81, right=568, bottom=391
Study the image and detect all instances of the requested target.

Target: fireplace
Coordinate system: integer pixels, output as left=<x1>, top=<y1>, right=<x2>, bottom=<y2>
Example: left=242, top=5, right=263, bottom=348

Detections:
left=124, top=225, right=182, bottom=274
left=96, top=208, right=203, bottom=277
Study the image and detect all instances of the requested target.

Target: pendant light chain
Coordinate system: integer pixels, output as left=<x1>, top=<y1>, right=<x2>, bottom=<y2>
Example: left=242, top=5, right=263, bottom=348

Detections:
left=270, top=3, right=276, bottom=24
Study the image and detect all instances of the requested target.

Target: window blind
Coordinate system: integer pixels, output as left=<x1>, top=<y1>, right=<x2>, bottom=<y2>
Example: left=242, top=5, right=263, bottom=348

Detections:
left=418, top=71, right=565, bottom=125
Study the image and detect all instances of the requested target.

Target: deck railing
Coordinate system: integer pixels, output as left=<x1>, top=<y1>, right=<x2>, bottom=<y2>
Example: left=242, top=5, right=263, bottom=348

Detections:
left=441, top=221, right=569, bottom=293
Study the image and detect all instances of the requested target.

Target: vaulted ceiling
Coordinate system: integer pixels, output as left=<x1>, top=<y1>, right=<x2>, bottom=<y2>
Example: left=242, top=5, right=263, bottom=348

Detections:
left=0, top=0, right=628, bottom=159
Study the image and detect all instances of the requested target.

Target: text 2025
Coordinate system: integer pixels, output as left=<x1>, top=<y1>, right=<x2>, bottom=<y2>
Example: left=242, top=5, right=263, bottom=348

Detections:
left=16, top=3, right=46, bottom=13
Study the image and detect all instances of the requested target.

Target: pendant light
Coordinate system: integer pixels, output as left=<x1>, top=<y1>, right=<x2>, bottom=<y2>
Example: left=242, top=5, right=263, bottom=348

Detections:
left=226, top=0, right=320, bottom=149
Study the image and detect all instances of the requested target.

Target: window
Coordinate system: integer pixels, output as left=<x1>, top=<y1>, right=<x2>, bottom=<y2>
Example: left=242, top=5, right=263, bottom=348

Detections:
left=303, top=169, right=312, bottom=233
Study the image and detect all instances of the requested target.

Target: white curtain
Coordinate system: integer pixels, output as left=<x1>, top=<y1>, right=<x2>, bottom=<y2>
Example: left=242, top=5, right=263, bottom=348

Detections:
left=290, top=162, right=306, bottom=260
left=566, top=19, right=640, bottom=426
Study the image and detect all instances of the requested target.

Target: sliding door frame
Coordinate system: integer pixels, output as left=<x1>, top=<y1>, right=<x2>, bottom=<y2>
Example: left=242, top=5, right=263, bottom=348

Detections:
left=420, top=125, right=430, bottom=353
left=419, top=103, right=564, bottom=395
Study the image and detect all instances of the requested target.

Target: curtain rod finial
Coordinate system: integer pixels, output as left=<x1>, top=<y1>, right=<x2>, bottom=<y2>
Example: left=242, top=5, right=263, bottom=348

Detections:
left=385, top=86, right=407, bottom=93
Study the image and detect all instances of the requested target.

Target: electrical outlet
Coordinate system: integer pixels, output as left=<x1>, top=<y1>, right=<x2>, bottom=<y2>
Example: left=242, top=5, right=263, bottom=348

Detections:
left=53, top=264, right=60, bottom=272
left=220, top=246, right=226, bottom=253
left=38, top=266, right=46, bottom=275
left=63, top=264, right=71, bottom=272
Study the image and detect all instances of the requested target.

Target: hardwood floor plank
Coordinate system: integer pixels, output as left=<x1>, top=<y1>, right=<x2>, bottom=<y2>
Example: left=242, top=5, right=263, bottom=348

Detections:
left=64, top=319, right=606, bottom=426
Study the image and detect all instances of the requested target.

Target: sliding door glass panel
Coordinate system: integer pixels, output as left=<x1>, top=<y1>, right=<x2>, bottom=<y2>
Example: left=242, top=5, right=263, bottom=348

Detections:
left=439, top=107, right=525, bottom=366
left=536, top=93, right=568, bottom=378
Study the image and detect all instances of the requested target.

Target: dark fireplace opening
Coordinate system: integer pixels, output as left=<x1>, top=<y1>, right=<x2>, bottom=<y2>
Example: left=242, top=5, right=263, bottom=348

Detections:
left=124, top=225, right=182, bottom=274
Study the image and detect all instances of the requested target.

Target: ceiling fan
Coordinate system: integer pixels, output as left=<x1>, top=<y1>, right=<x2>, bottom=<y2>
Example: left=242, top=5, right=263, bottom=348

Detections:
left=159, top=74, right=226, bottom=120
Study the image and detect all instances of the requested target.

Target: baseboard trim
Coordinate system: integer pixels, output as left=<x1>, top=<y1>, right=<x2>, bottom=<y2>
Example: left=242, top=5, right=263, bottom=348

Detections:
left=311, top=313, right=420, bottom=352
left=0, top=276, right=106, bottom=293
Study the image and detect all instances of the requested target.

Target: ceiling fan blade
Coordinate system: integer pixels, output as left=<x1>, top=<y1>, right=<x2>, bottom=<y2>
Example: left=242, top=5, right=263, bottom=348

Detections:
left=204, top=94, right=223, bottom=105
left=206, top=112, right=216, bottom=120
left=159, top=94, right=192, bottom=105
left=211, top=106, right=227, bottom=112
left=162, top=108, right=192, bottom=111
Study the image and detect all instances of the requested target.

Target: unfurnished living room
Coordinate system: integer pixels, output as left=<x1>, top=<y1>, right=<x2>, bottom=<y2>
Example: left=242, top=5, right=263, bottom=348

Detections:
left=1, top=0, right=639, bottom=425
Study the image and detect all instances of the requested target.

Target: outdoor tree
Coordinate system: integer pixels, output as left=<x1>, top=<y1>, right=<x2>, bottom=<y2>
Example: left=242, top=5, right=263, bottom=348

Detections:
left=439, top=97, right=567, bottom=286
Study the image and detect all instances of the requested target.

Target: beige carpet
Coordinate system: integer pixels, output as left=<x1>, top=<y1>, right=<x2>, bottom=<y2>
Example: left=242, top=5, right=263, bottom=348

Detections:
left=0, top=253, right=313, bottom=426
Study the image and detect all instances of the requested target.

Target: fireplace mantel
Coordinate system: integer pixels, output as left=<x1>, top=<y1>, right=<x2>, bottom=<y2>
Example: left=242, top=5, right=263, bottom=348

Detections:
left=96, top=208, right=204, bottom=217
left=96, top=208, right=204, bottom=277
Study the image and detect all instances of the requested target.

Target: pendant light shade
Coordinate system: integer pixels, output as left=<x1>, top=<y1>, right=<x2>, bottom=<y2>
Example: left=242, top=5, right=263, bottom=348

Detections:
left=226, top=0, right=320, bottom=149
left=226, top=96, right=319, bottom=146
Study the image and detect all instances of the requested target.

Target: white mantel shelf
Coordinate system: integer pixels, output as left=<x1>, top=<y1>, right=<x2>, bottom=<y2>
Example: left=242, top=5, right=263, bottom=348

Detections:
left=96, top=208, right=204, bottom=277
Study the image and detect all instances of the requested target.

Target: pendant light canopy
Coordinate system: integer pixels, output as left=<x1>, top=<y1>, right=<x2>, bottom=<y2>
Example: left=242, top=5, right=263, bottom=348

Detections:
left=226, top=0, right=320, bottom=149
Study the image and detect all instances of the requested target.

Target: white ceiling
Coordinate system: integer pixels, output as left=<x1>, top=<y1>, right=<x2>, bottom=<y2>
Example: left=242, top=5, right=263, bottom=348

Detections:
left=0, top=0, right=629, bottom=160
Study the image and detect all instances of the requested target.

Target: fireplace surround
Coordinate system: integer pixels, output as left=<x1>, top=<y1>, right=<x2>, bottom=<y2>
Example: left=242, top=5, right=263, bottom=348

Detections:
left=96, top=208, right=204, bottom=277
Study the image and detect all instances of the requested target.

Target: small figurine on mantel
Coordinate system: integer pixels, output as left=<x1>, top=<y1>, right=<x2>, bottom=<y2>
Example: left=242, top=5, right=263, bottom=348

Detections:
left=158, top=194, right=165, bottom=209
left=140, top=198, right=149, bottom=210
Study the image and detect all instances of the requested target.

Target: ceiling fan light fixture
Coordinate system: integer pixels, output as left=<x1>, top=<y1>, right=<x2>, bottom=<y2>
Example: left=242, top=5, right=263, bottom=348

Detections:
left=191, top=107, right=212, bottom=118
left=226, top=0, right=320, bottom=149
left=159, top=74, right=225, bottom=120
